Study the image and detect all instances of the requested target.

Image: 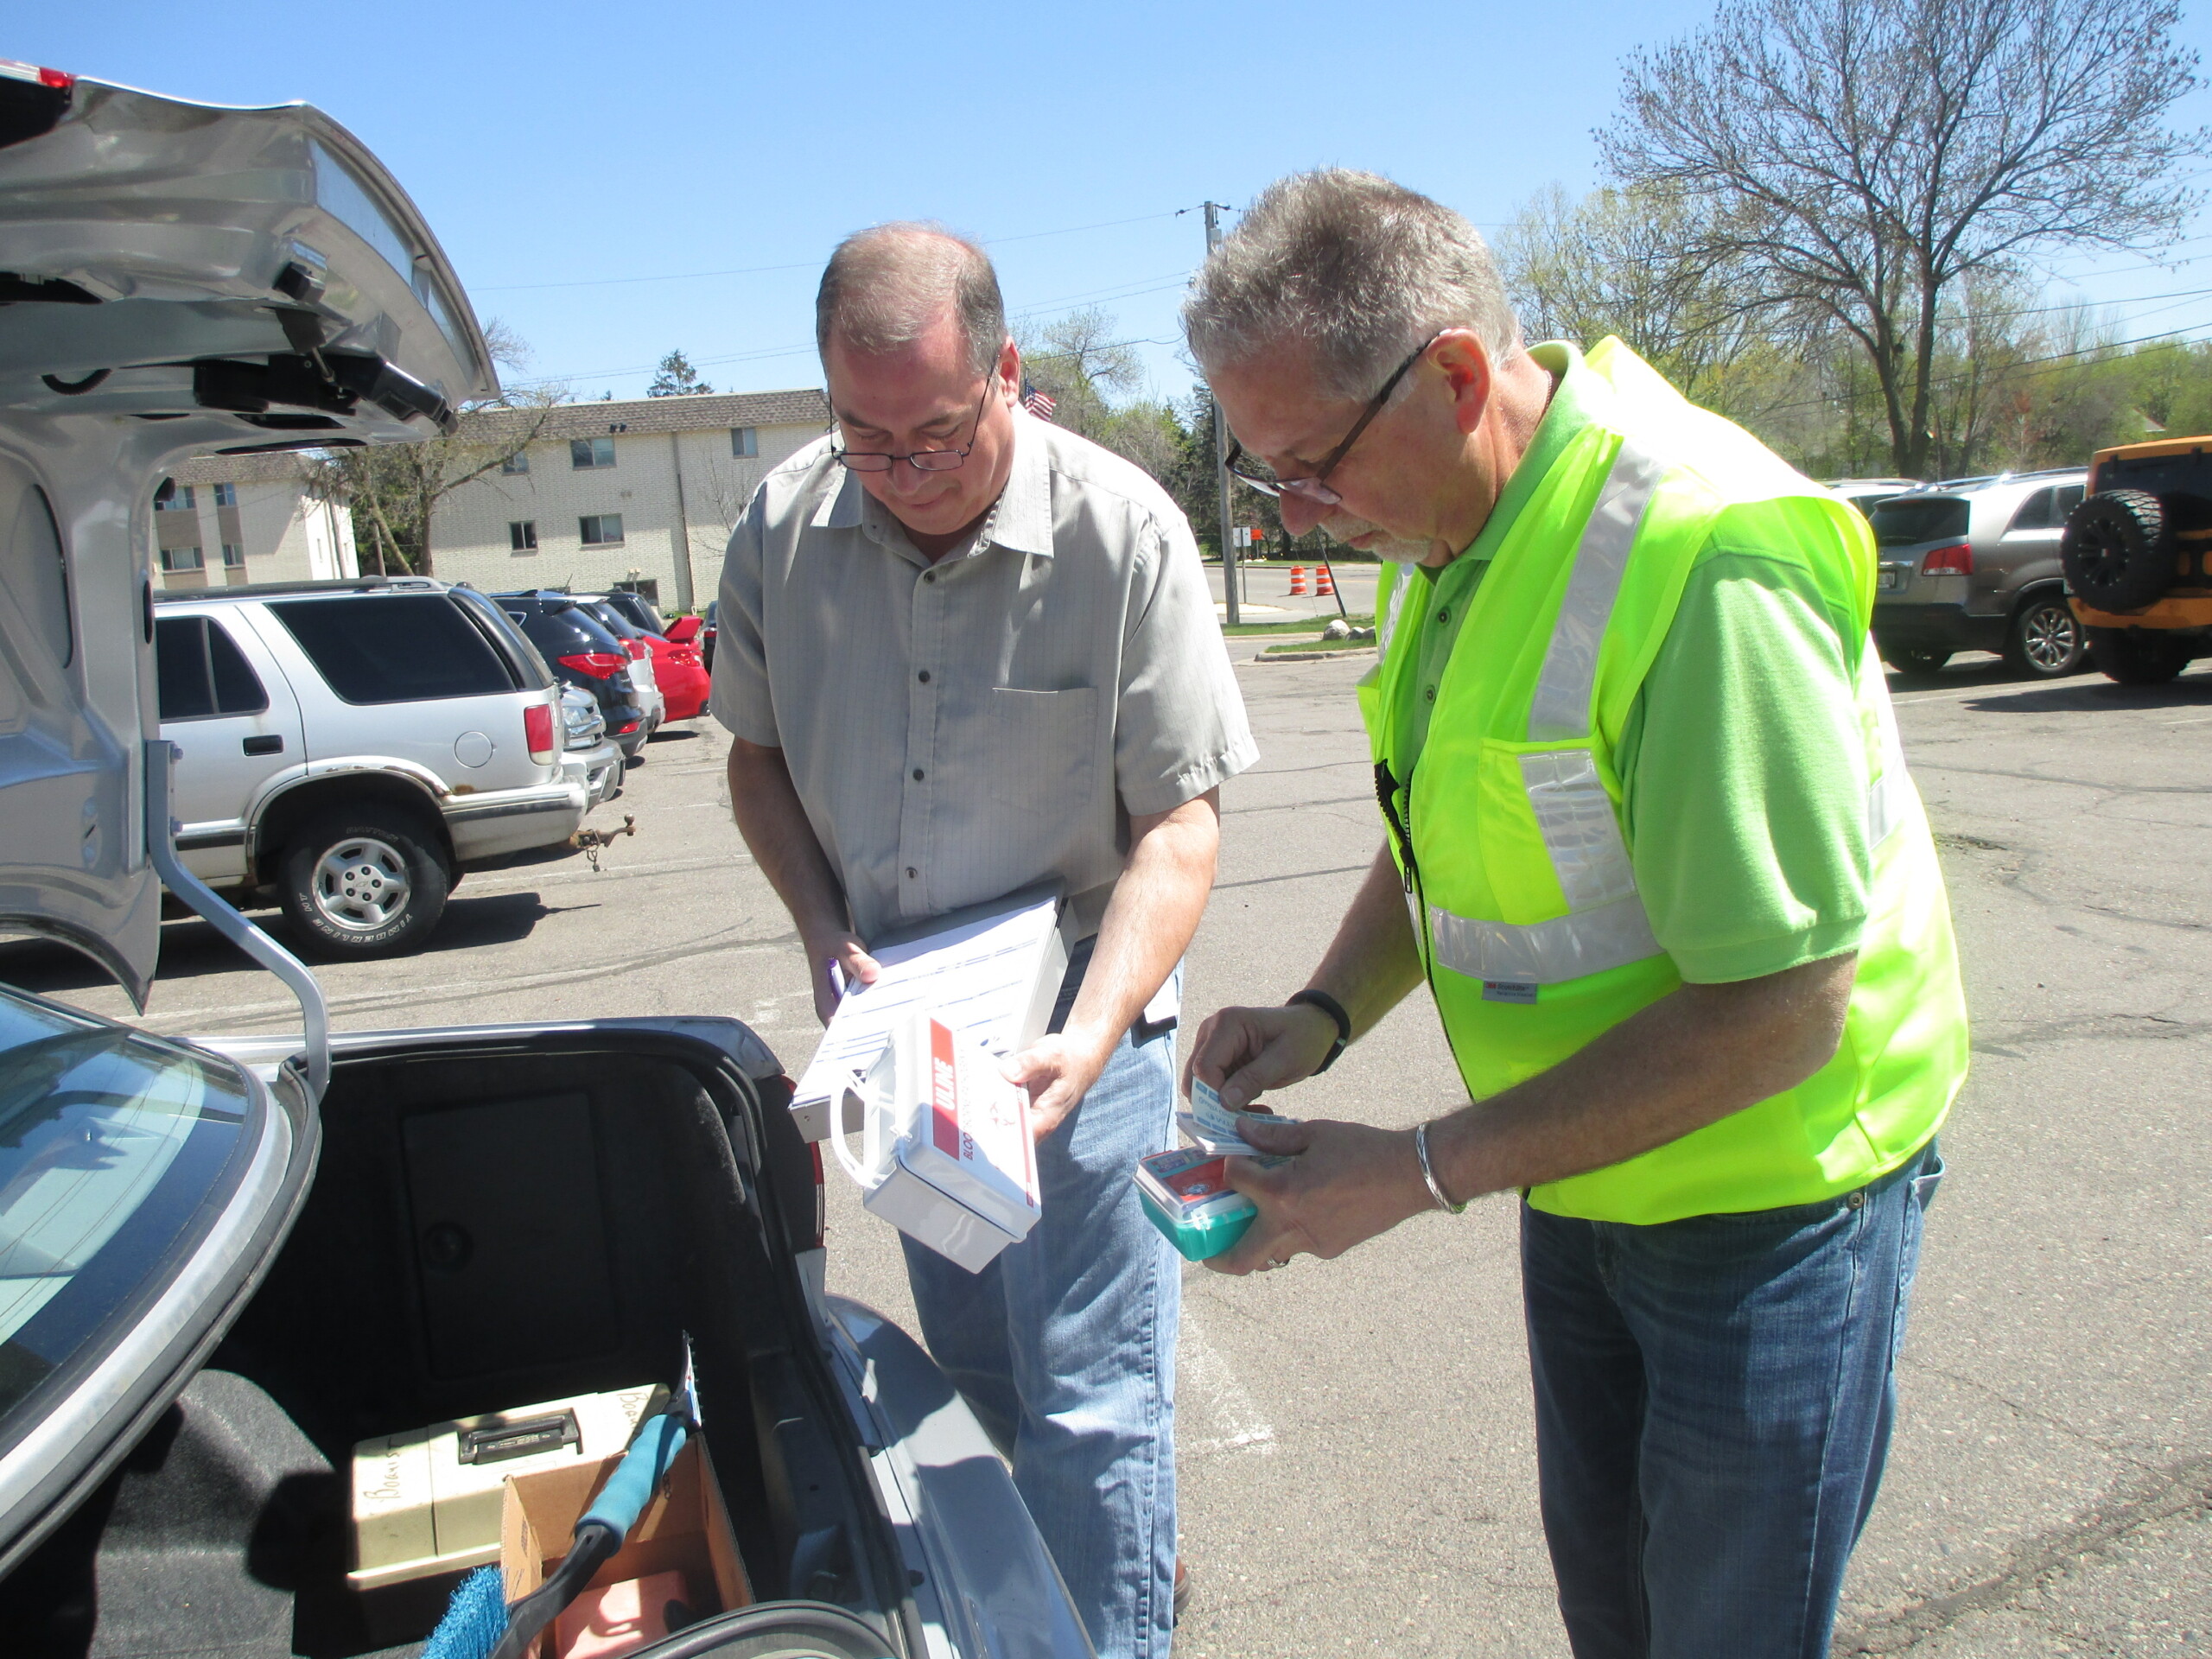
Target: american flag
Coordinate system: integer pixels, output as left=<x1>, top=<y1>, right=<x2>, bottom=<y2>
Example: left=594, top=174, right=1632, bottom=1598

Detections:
left=1021, top=380, right=1057, bottom=422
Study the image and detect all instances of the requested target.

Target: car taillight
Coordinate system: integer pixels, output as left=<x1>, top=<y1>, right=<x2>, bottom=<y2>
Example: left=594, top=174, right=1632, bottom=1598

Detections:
left=623, top=639, right=647, bottom=660
left=0, top=60, right=75, bottom=89
left=669, top=646, right=702, bottom=667
left=1921, top=543, right=1974, bottom=576
left=615, top=718, right=641, bottom=734
left=524, top=701, right=556, bottom=765
left=557, top=652, right=628, bottom=678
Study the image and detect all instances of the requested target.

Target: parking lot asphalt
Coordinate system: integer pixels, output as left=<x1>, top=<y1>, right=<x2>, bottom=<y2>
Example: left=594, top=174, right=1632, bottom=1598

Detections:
left=8, top=645, right=2209, bottom=1657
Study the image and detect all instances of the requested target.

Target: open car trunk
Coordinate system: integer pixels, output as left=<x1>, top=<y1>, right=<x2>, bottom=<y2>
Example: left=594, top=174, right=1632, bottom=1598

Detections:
left=0, top=1025, right=914, bottom=1659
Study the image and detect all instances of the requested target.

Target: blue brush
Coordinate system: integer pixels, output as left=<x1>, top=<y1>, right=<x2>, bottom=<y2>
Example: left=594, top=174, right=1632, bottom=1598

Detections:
left=421, top=1567, right=507, bottom=1659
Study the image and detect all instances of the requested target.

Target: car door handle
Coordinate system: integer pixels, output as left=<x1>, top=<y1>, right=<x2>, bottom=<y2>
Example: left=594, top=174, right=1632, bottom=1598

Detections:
left=243, top=734, right=284, bottom=756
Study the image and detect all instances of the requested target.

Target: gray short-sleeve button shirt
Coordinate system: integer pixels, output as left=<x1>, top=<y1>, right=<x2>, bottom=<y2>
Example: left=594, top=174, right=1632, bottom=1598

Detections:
left=710, top=409, right=1257, bottom=943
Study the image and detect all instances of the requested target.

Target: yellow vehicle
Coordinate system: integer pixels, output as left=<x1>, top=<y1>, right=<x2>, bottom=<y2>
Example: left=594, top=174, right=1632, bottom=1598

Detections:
left=2063, top=436, right=2212, bottom=683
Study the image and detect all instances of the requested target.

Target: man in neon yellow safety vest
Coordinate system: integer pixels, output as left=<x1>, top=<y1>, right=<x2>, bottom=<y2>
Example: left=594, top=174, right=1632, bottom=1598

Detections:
left=1182, top=169, right=1967, bottom=1657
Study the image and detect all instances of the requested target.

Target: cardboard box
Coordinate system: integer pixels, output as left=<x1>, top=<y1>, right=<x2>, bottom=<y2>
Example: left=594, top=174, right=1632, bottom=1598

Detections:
left=350, top=1386, right=656, bottom=1590
left=500, top=1434, right=750, bottom=1659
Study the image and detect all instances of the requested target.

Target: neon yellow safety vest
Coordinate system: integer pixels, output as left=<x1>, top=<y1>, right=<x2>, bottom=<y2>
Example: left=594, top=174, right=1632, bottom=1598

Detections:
left=1361, top=340, right=1967, bottom=1224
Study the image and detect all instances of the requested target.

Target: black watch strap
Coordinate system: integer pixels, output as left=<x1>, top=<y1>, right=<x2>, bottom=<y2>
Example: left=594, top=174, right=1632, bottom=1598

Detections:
left=1287, top=988, right=1351, bottom=1074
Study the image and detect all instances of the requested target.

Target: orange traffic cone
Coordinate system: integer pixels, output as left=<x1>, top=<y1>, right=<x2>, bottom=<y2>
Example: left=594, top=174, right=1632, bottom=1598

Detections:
left=1316, top=563, right=1335, bottom=597
left=1289, top=565, right=1308, bottom=595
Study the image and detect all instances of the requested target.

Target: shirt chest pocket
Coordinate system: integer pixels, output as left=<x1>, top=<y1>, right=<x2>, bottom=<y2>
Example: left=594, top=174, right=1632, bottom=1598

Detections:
left=977, top=685, right=1101, bottom=813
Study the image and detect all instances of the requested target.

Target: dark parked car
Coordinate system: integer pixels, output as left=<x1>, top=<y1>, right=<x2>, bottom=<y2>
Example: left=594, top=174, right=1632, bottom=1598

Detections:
left=603, top=589, right=670, bottom=637
left=499, top=595, right=651, bottom=760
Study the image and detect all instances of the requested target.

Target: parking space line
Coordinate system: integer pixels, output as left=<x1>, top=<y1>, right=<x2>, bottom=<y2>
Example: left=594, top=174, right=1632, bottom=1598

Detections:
left=1179, top=1306, right=1277, bottom=1460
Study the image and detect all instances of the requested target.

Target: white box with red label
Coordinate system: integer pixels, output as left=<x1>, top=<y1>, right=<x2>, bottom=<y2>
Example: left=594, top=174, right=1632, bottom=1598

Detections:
left=831, top=1014, right=1043, bottom=1272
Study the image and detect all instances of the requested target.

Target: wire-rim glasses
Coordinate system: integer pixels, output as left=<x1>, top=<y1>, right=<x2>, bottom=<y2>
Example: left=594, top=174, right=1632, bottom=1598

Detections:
left=1222, top=332, right=1443, bottom=506
left=831, top=378, right=995, bottom=474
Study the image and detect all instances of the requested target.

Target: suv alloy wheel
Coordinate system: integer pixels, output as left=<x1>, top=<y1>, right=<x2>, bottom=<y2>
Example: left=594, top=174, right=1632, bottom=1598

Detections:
left=2005, top=592, right=2086, bottom=678
left=278, top=809, right=449, bottom=957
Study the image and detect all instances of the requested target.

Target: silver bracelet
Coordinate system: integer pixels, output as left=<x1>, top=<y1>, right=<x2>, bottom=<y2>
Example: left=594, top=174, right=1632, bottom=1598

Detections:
left=1414, top=1121, right=1468, bottom=1215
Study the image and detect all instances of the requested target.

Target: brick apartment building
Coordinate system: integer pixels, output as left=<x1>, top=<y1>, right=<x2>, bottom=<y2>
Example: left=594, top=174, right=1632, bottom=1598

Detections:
left=152, top=453, right=359, bottom=590
left=426, top=389, right=829, bottom=611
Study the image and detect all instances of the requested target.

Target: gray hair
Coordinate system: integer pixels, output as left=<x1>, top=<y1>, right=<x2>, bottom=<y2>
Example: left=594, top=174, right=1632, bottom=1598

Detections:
left=1182, top=169, right=1522, bottom=401
left=816, top=222, right=1007, bottom=378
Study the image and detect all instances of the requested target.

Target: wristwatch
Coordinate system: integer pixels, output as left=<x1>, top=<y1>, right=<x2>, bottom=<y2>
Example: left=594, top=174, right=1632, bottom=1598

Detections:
left=1287, top=988, right=1351, bottom=1074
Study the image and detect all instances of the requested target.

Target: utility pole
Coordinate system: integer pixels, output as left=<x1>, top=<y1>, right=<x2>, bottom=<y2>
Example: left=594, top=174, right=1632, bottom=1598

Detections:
left=1203, top=200, right=1239, bottom=626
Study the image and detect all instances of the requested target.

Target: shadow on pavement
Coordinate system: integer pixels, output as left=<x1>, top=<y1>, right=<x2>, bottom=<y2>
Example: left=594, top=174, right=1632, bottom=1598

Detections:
left=0, top=891, right=561, bottom=995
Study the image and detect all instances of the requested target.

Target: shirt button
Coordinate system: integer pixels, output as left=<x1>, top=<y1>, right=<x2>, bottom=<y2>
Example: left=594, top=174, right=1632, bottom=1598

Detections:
left=906, top=867, right=918, bottom=879
left=923, top=571, right=937, bottom=584
left=912, top=768, right=924, bottom=781
left=918, top=671, right=931, bottom=683
left=1437, top=607, right=1450, bottom=624
left=1425, top=684, right=1437, bottom=702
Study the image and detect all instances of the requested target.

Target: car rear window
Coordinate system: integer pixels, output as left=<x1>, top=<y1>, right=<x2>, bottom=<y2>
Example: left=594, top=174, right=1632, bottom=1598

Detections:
left=0, top=987, right=262, bottom=1426
left=155, top=615, right=269, bottom=721
left=1869, top=497, right=1970, bottom=548
left=510, top=606, right=623, bottom=655
left=267, top=594, right=518, bottom=704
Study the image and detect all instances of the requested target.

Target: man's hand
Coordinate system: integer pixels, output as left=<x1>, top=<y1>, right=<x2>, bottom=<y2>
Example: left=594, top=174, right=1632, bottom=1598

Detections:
left=1207, top=1116, right=1435, bottom=1274
left=804, top=930, right=881, bottom=1026
left=1003, top=1031, right=1117, bottom=1141
left=1184, top=1001, right=1342, bottom=1110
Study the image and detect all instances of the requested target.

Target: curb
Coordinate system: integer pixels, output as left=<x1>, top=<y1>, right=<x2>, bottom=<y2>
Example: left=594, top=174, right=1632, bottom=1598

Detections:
left=1252, top=647, right=1379, bottom=664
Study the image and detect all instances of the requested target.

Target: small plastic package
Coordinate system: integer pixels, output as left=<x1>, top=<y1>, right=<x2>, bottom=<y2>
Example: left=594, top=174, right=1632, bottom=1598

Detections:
left=1135, top=1146, right=1258, bottom=1262
left=832, top=1013, right=1042, bottom=1272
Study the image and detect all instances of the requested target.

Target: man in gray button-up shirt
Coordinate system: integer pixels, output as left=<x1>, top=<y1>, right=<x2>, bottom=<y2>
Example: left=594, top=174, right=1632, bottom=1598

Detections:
left=711, top=224, right=1254, bottom=1659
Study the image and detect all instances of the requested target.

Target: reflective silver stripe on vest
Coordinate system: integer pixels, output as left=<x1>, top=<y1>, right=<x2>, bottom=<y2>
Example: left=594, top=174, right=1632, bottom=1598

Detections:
left=1377, top=565, right=1411, bottom=654
left=1428, top=892, right=1662, bottom=985
left=1863, top=639, right=1910, bottom=849
left=1528, top=439, right=1670, bottom=743
left=1520, top=750, right=1640, bottom=909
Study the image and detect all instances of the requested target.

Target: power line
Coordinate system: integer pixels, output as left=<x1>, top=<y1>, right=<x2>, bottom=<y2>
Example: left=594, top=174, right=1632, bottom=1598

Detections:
left=474, top=208, right=1188, bottom=294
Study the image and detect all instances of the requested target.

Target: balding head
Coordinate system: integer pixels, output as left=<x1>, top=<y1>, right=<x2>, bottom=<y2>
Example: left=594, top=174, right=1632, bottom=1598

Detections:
left=816, top=223, right=1008, bottom=378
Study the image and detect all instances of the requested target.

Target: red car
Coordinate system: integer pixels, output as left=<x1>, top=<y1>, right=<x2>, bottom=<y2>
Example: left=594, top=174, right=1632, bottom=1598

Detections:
left=577, top=597, right=710, bottom=722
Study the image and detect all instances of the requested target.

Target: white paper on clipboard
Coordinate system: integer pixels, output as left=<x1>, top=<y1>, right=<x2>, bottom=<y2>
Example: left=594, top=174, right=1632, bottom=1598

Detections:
left=790, top=886, right=1071, bottom=1141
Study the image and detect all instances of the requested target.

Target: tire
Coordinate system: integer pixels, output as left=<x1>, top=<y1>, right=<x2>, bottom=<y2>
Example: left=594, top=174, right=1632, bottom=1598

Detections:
left=278, top=809, right=448, bottom=957
left=2003, top=592, right=2086, bottom=678
left=1885, top=645, right=1950, bottom=676
left=2063, top=489, right=2173, bottom=613
left=2086, top=626, right=2194, bottom=687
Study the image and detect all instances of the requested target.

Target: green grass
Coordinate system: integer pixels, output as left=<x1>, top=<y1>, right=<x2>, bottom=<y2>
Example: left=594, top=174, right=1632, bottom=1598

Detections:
left=1221, top=612, right=1375, bottom=638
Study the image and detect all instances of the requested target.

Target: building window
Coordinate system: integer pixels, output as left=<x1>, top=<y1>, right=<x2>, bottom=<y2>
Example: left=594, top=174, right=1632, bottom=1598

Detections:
left=731, top=426, right=758, bottom=458
left=579, top=513, right=624, bottom=546
left=502, top=450, right=531, bottom=474
left=570, top=436, right=616, bottom=470
left=160, top=545, right=204, bottom=572
left=212, top=482, right=238, bottom=506
left=220, top=543, right=245, bottom=568
left=509, top=520, right=539, bottom=553
left=156, top=482, right=195, bottom=511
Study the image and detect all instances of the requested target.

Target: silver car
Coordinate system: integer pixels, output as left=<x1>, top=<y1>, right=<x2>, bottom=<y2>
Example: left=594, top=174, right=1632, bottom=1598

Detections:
left=157, top=578, right=589, bottom=957
left=0, top=57, right=1087, bottom=1659
left=1869, top=469, right=2089, bottom=678
left=562, top=682, right=626, bottom=810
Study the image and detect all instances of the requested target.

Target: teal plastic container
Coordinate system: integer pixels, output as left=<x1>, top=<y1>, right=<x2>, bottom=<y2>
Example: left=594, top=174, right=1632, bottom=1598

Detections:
left=1137, top=1187, right=1257, bottom=1262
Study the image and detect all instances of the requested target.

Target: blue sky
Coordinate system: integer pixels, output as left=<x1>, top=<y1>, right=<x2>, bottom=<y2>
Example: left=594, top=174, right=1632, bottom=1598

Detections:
left=27, top=1, right=2212, bottom=407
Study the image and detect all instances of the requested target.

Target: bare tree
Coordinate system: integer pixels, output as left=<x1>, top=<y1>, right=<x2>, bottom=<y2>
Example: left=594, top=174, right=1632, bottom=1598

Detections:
left=1601, top=0, right=2203, bottom=476
left=306, top=320, right=559, bottom=576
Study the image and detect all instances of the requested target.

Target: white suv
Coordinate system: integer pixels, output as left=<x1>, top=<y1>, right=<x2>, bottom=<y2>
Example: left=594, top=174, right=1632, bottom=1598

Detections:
left=156, top=577, right=587, bottom=957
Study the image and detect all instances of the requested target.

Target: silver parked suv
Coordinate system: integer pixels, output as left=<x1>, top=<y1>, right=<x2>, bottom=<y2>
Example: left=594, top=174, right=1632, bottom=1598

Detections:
left=1869, top=469, right=2088, bottom=677
left=156, top=576, right=589, bottom=957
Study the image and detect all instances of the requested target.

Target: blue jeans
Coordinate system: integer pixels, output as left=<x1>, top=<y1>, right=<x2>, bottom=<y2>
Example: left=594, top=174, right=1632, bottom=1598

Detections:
left=901, top=945, right=1180, bottom=1659
left=1521, top=1140, right=1944, bottom=1659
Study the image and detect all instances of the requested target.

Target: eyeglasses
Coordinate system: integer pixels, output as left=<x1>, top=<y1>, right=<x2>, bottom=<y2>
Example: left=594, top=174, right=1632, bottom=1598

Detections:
left=1223, top=333, right=1443, bottom=507
left=832, top=379, right=994, bottom=474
